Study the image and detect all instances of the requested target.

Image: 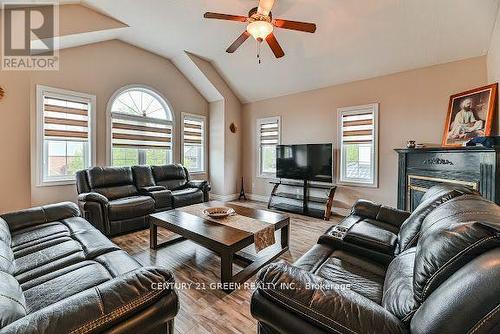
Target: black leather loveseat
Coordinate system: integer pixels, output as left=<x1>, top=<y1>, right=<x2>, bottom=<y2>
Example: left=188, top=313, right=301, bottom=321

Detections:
left=0, top=202, right=178, bottom=334
left=76, top=164, right=210, bottom=236
left=251, top=185, right=500, bottom=334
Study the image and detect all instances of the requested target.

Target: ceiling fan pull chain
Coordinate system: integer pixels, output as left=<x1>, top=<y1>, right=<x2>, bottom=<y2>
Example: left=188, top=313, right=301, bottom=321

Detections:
left=257, top=40, right=262, bottom=64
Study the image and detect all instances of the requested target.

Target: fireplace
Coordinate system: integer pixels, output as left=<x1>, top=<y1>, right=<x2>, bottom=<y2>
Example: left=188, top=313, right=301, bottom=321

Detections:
left=395, top=146, right=499, bottom=211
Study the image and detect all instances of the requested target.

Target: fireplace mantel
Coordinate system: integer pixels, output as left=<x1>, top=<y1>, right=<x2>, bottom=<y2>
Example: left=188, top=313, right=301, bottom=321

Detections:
left=395, top=146, right=500, bottom=210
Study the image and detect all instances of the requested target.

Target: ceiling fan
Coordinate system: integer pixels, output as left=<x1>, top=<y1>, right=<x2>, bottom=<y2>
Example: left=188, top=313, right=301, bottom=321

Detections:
left=204, top=0, right=316, bottom=61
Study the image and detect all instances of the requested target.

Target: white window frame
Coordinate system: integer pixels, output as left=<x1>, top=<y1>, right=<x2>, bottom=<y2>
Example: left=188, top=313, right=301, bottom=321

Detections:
left=181, top=112, right=207, bottom=174
left=256, top=116, right=281, bottom=178
left=337, top=103, right=379, bottom=188
left=36, top=85, right=96, bottom=187
left=106, top=84, right=175, bottom=166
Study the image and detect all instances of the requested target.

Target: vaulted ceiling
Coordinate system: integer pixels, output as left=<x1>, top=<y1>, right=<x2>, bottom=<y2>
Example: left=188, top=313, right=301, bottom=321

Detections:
left=7, top=0, right=500, bottom=103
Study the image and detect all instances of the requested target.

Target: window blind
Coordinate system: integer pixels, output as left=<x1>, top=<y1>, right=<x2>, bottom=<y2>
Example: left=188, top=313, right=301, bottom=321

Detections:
left=183, top=117, right=203, bottom=145
left=341, top=112, right=374, bottom=144
left=112, top=117, right=172, bottom=150
left=260, top=120, right=279, bottom=146
left=43, top=97, right=89, bottom=140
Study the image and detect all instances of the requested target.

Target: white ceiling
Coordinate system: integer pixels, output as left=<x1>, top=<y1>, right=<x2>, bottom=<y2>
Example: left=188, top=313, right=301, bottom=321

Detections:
left=24, top=1, right=500, bottom=102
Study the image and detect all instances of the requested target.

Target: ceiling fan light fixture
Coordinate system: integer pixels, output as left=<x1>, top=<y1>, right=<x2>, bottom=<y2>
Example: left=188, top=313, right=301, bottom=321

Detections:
left=247, top=20, right=273, bottom=41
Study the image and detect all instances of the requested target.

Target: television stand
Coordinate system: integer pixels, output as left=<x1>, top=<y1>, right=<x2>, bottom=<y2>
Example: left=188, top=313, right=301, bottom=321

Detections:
left=267, top=180, right=337, bottom=220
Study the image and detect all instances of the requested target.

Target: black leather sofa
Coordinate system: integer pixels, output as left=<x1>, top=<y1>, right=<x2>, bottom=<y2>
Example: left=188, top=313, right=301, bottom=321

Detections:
left=0, top=202, right=178, bottom=334
left=318, top=184, right=478, bottom=264
left=76, top=164, right=210, bottom=236
left=251, top=185, right=500, bottom=334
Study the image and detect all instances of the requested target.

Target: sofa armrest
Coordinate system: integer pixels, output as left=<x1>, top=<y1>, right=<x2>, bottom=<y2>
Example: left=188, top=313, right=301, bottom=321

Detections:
left=78, top=192, right=109, bottom=205
left=187, top=180, right=211, bottom=202
left=1, top=202, right=80, bottom=232
left=352, top=200, right=410, bottom=227
left=252, top=261, right=406, bottom=334
left=139, top=185, right=167, bottom=193
left=187, top=180, right=210, bottom=190
left=2, top=267, right=179, bottom=334
left=77, top=193, right=109, bottom=234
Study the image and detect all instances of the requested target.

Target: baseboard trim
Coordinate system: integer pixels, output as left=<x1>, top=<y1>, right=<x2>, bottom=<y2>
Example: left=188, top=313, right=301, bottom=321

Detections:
left=210, top=193, right=239, bottom=202
left=247, top=193, right=268, bottom=203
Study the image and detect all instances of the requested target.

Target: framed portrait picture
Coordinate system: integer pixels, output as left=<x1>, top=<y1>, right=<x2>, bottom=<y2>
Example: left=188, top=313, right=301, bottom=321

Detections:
left=442, top=83, right=497, bottom=147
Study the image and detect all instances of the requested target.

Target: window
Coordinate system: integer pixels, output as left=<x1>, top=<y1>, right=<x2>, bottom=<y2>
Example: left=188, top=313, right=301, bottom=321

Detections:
left=182, top=113, right=206, bottom=173
left=37, top=85, right=96, bottom=186
left=257, top=116, right=281, bottom=177
left=338, top=103, right=379, bottom=187
left=108, top=86, right=173, bottom=166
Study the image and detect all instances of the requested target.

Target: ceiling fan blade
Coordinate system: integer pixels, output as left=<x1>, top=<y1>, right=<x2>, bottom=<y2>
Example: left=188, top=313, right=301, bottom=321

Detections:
left=204, top=12, right=248, bottom=22
left=226, top=31, right=251, bottom=53
left=273, top=19, right=317, bottom=33
left=257, top=0, right=275, bottom=16
left=266, top=33, right=285, bottom=58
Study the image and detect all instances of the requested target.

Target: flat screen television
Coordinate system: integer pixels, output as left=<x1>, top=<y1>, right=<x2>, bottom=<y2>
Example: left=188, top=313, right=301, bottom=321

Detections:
left=276, top=144, right=333, bottom=183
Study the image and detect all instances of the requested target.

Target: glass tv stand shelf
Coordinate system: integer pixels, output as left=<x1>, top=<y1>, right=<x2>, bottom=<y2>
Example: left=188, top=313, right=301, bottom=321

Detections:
left=267, top=180, right=337, bottom=220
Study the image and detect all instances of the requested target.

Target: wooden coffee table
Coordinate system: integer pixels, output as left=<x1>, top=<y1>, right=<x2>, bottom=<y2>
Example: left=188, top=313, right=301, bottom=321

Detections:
left=149, top=201, right=290, bottom=289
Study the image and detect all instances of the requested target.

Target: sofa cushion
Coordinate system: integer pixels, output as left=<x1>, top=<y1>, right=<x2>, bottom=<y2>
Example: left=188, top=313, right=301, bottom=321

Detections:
left=172, top=188, right=203, bottom=208
left=314, top=250, right=386, bottom=303
left=396, top=184, right=478, bottom=254
left=382, top=248, right=418, bottom=323
left=11, top=221, right=70, bottom=252
left=413, top=195, right=500, bottom=303
left=23, top=261, right=112, bottom=313
left=107, top=196, right=155, bottom=221
left=152, top=164, right=188, bottom=190
left=343, top=219, right=398, bottom=254
left=14, top=239, right=86, bottom=284
left=87, top=166, right=138, bottom=200
left=0, top=271, right=26, bottom=329
left=294, top=244, right=335, bottom=273
left=132, top=165, right=156, bottom=188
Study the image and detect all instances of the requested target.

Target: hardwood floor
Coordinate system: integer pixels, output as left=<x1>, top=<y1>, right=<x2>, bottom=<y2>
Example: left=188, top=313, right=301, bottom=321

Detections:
left=112, top=200, right=341, bottom=334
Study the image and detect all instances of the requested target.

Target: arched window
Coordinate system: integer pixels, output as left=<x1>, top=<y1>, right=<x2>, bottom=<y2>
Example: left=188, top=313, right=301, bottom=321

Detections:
left=108, top=86, right=173, bottom=166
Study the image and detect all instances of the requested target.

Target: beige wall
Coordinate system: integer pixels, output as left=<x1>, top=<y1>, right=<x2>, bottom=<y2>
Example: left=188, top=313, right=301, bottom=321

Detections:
left=242, top=57, right=488, bottom=209
left=488, top=7, right=500, bottom=134
left=187, top=54, right=242, bottom=197
left=488, top=7, right=500, bottom=84
left=209, top=100, right=225, bottom=194
left=0, top=72, right=31, bottom=212
left=0, top=40, right=208, bottom=213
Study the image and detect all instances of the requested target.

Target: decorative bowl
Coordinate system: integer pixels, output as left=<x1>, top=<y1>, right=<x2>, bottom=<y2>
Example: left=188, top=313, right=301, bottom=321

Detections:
left=203, top=207, right=235, bottom=219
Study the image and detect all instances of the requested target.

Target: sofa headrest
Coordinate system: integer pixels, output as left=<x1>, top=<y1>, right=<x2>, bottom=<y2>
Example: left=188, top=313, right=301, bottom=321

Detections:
left=1, top=202, right=80, bottom=232
left=87, top=167, right=134, bottom=189
left=419, top=184, right=478, bottom=204
left=75, top=170, right=91, bottom=194
left=396, top=184, right=479, bottom=253
left=132, top=165, right=156, bottom=188
left=151, top=164, right=187, bottom=181
left=413, top=196, right=500, bottom=303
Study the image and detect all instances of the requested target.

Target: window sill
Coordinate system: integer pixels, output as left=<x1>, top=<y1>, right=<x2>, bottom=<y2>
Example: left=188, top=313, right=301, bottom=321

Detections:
left=189, top=171, right=207, bottom=176
left=257, top=174, right=278, bottom=180
left=37, top=180, right=76, bottom=187
left=337, top=180, right=378, bottom=188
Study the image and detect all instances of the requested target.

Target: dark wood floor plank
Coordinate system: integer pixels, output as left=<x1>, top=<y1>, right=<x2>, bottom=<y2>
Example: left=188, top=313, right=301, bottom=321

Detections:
left=112, top=200, right=340, bottom=334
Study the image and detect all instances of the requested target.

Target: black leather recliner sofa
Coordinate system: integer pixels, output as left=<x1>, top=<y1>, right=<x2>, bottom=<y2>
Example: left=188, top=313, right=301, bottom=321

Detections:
left=0, top=202, right=178, bottom=334
left=76, top=164, right=210, bottom=236
left=251, top=185, right=500, bottom=334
